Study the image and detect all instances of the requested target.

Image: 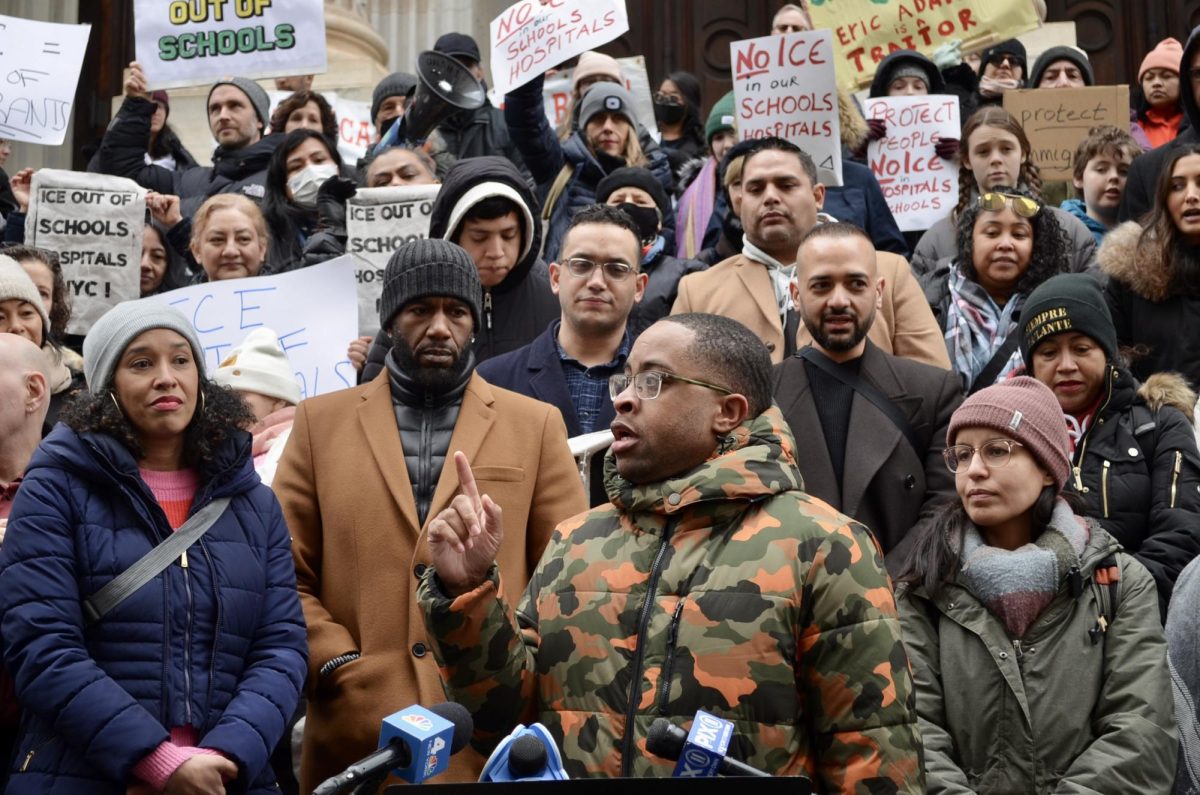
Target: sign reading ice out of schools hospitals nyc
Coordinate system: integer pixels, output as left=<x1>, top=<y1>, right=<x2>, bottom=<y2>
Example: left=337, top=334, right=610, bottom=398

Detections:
left=134, top=0, right=327, bottom=90
left=489, top=0, right=630, bottom=97
left=807, top=0, right=1041, bottom=91
left=0, top=15, right=92, bottom=146
left=147, top=256, right=358, bottom=399
left=731, top=30, right=843, bottom=187
left=25, top=170, right=144, bottom=335
left=863, top=94, right=960, bottom=231
left=345, top=184, right=441, bottom=337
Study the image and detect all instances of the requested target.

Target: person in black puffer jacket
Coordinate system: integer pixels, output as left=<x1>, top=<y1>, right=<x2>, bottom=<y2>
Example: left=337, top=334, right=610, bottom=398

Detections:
left=358, top=156, right=558, bottom=383
left=1021, top=273, right=1200, bottom=619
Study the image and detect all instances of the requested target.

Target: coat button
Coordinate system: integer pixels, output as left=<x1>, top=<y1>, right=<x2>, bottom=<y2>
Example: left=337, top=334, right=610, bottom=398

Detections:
left=412, top=643, right=427, bottom=658
left=414, top=563, right=428, bottom=579
left=904, top=474, right=916, bottom=490
left=766, top=342, right=776, bottom=353
left=667, top=493, right=682, bottom=505
left=1128, top=448, right=1139, bottom=457
left=998, top=651, right=1008, bottom=659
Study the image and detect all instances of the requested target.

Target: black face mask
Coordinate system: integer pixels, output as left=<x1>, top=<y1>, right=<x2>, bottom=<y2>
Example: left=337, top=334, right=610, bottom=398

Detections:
left=654, top=100, right=687, bottom=126
left=616, top=202, right=661, bottom=246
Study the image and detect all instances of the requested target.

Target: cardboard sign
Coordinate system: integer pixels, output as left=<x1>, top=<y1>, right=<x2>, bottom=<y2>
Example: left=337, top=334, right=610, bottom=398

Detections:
left=1003, top=85, right=1131, bottom=181
left=146, top=256, right=358, bottom=399
left=731, top=30, right=843, bottom=186
left=808, top=0, right=1041, bottom=91
left=0, top=15, right=92, bottom=145
left=490, top=0, right=629, bottom=96
left=538, top=55, right=658, bottom=140
left=345, top=184, right=440, bottom=336
left=134, top=0, right=327, bottom=90
left=864, top=95, right=960, bottom=231
left=267, top=90, right=376, bottom=165
left=24, top=170, right=145, bottom=335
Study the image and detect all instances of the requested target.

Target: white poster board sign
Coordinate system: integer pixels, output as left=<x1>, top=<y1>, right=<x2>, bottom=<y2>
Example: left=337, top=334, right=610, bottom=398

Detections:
left=0, top=15, right=92, bottom=145
left=489, top=0, right=629, bottom=97
left=731, top=30, right=843, bottom=186
left=146, top=256, right=358, bottom=399
left=134, top=0, right=327, bottom=90
left=537, top=55, right=658, bottom=141
left=346, top=184, right=440, bottom=336
left=267, top=90, right=376, bottom=165
left=25, top=170, right=144, bottom=335
left=863, top=95, right=960, bottom=232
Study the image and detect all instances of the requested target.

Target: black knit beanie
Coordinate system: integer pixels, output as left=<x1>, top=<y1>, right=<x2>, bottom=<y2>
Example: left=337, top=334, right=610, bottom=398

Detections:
left=596, top=167, right=671, bottom=217
left=379, top=239, right=482, bottom=331
left=1020, top=273, right=1118, bottom=368
left=981, top=39, right=1028, bottom=78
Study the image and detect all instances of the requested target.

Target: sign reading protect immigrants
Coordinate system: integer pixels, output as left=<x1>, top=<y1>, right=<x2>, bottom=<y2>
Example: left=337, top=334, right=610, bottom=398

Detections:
left=134, top=0, right=327, bottom=90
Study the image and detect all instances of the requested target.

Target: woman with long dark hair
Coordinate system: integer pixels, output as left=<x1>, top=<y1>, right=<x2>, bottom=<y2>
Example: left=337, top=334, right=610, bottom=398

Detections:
left=654, top=71, right=706, bottom=184
left=0, top=301, right=306, bottom=793
left=896, top=377, right=1176, bottom=793
left=261, top=128, right=344, bottom=273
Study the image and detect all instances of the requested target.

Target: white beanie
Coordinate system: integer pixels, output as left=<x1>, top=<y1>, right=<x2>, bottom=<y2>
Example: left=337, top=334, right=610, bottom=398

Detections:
left=0, top=255, right=50, bottom=338
left=211, top=327, right=301, bottom=405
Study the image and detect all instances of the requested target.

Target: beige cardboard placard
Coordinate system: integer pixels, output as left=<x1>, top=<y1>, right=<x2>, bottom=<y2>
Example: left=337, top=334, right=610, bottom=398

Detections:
left=1004, top=85, right=1130, bottom=181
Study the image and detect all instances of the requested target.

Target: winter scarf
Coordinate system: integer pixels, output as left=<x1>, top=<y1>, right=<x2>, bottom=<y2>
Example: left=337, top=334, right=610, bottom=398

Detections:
left=944, top=265, right=1025, bottom=391
left=742, top=238, right=795, bottom=321
left=978, top=76, right=1022, bottom=99
left=675, top=156, right=718, bottom=259
left=959, top=498, right=1090, bottom=637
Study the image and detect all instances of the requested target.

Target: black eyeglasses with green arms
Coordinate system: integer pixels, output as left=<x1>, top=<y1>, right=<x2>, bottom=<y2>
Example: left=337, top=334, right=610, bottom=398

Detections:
left=564, top=257, right=637, bottom=281
left=978, top=192, right=1042, bottom=218
left=608, top=370, right=734, bottom=401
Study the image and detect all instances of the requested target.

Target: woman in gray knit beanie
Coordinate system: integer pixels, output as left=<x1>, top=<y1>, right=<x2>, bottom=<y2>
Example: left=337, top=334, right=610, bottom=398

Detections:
left=893, top=376, right=1177, bottom=793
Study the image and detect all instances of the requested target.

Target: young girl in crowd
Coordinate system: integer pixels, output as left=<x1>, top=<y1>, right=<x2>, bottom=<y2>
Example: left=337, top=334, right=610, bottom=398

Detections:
left=921, top=187, right=1070, bottom=393
left=911, top=107, right=1097, bottom=277
left=1101, top=144, right=1200, bottom=389
left=0, top=301, right=306, bottom=792
left=897, top=377, right=1177, bottom=793
left=1061, top=126, right=1141, bottom=244
left=1132, top=38, right=1186, bottom=151
left=1021, top=273, right=1200, bottom=617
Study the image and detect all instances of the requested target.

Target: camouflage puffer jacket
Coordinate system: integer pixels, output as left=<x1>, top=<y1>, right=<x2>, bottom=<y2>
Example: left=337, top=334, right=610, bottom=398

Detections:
left=419, top=406, right=924, bottom=792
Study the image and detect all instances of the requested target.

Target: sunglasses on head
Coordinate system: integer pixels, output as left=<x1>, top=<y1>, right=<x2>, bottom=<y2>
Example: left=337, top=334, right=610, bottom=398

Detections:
left=978, top=192, right=1042, bottom=218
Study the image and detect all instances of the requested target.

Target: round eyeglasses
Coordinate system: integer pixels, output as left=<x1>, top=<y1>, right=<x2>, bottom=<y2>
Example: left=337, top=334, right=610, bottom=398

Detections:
left=943, top=439, right=1026, bottom=473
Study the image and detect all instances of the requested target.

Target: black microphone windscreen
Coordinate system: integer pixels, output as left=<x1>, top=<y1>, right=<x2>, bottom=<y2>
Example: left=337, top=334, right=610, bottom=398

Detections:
left=646, top=718, right=685, bottom=760
left=508, top=733, right=549, bottom=777
left=430, top=702, right=474, bottom=753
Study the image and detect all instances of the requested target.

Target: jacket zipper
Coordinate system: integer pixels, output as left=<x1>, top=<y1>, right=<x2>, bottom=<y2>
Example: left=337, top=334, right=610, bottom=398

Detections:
left=1172, top=450, right=1183, bottom=508
left=1101, top=461, right=1111, bottom=517
left=620, top=519, right=677, bottom=776
left=1011, top=639, right=1024, bottom=672
left=484, top=290, right=493, bottom=330
left=1073, top=368, right=1115, bottom=492
left=656, top=597, right=687, bottom=714
left=421, top=393, right=433, bottom=519
left=181, top=548, right=195, bottom=726
left=201, top=539, right=221, bottom=719
left=19, top=736, right=57, bottom=772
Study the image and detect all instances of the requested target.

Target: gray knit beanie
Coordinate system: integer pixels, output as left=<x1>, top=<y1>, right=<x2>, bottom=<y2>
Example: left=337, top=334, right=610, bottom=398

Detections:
left=83, top=301, right=206, bottom=394
left=208, top=76, right=270, bottom=131
left=579, top=83, right=636, bottom=130
left=0, top=255, right=50, bottom=338
left=379, top=239, right=482, bottom=332
left=371, top=72, right=419, bottom=126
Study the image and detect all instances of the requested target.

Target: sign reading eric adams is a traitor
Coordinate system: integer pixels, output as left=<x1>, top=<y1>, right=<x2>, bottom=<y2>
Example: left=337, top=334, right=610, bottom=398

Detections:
left=134, top=0, right=327, bottom=90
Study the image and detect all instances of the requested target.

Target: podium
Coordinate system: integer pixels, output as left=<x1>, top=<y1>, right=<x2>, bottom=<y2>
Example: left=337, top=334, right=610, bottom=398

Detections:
left=387, top=777, right=809, bottom=794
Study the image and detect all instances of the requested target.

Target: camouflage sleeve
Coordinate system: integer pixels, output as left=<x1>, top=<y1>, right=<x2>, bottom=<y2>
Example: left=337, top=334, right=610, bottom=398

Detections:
left=798, top=519, right=925, bottom=794
left=895, top=589, right=975, bottom=794
left=417, top=563, right=542, bottom=752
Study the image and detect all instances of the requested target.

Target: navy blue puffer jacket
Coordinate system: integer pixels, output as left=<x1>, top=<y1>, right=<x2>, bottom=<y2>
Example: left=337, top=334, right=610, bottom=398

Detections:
left=0, top=425, right=306, bottom=793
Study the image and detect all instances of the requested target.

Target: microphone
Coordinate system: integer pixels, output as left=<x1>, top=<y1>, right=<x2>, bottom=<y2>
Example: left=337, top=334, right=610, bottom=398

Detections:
left=646, top=712, right=770, bottom=778
left=478, top=722, right=570, bottom=781
left=313, top=702, right=473, bottom=793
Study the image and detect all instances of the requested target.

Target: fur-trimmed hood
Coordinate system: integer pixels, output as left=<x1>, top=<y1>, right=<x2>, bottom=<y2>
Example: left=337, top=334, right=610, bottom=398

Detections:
left=1098, top=220, right=1173, bottom=301
left=1138, top=371, right=1199, bottom=417
left=838, top=86, right=868, bottom=152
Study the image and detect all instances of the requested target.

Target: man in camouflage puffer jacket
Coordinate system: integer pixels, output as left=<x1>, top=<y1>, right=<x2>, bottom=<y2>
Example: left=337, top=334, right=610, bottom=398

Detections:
left=418, top=313, right=923, bottom=792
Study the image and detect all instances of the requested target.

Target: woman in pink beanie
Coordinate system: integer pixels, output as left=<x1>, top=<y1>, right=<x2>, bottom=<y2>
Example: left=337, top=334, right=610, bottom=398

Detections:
left=895, top=376, right=1176, bottom=793
left=1132, top=38, right=1185, bottom=151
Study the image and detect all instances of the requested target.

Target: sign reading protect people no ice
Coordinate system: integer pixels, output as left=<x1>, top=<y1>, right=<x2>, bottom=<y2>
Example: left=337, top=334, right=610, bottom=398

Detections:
left=134, top=0, right=327, bottom=89
left=25, top=170, right=144, bottom=336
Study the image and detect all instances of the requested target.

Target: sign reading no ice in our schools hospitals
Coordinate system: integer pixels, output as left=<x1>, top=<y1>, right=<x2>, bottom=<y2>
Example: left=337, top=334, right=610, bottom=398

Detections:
left=0, top=15, right=92, bottom=145
left=134, top=0, right=327, bottom=89
left=864, top=94, right=960, bottom=231
left=731, top=30, right=843, bottom=186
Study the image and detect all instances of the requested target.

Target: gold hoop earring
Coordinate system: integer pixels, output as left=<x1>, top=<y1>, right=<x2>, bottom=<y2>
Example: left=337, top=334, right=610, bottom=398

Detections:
left=109, top=392, right=122, bottom=415
left=198, top=387, right=206, bottom=417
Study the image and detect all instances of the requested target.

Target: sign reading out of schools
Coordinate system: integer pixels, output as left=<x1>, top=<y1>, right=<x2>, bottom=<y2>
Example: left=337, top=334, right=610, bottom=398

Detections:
left=134, top=0, right=327, bottom=89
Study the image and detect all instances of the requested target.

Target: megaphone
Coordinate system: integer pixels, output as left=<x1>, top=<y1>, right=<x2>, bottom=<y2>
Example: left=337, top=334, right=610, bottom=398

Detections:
left=376, top=50, right=486, bottom=150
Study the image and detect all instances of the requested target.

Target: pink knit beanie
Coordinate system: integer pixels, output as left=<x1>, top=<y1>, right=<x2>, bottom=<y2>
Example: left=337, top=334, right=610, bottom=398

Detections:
left=947, top=376, right=1072, bottom=491
left=1140, top=38, right=1183, bottom=81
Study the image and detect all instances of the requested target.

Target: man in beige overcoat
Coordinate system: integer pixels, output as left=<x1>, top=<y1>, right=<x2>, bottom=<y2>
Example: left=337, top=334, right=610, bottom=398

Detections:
left=274, top=239, right=587, bottom=791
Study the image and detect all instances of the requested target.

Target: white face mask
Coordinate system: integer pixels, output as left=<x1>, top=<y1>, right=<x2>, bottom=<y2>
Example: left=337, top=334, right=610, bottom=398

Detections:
left=287, top=162, right=339, bottom=208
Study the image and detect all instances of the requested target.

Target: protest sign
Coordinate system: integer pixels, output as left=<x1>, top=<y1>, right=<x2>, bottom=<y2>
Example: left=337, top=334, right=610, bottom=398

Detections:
left=24, top=170, right=144, bottom=335
left=1004, top=85, right=1130, bottom=181
left=0, top=15, right=92, bottom=145
left=489, top=0, right=629, bottom=97
left=731, top=30, right=843, bottom=186
left=346, top=184, right=440, bottom=336
left=536, top=55, right=658, bottom=140
left=808, top=0, right=1040, bottom=91
left=864, top=95, right=960, bottom=231
left=134, top=0, right=327, bottom=90
left=267, top=90, right=375, bottom=164
left=147, top=256, right=358, bottom=399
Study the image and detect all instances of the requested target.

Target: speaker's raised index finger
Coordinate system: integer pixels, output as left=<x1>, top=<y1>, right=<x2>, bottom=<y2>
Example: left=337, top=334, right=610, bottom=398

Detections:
left=454, top=451, right=480, bottom=505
